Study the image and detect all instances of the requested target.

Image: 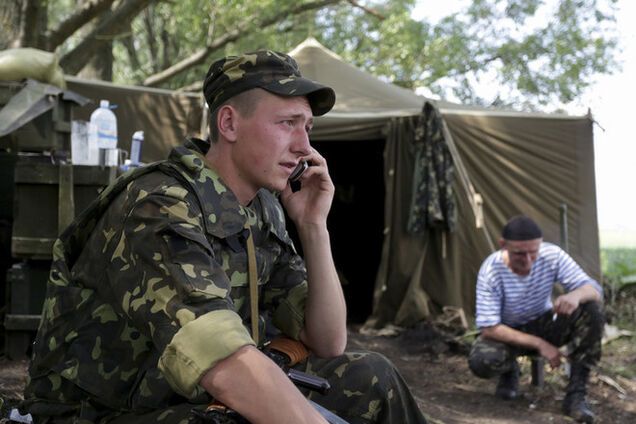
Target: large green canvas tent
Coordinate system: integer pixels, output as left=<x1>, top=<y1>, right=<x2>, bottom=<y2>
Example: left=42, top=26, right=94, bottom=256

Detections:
left=62, top=38, right=600, bottom=328
left=290, top=38, right=600, bottom=327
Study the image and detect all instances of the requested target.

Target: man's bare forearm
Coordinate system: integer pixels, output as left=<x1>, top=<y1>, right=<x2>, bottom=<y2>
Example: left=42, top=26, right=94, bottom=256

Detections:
left=481, top=324, right=546, bottom=351
left=481, top=323, right=563, bottom=367
left=200, top=345, right=327, bottom=424
left=298, top=223, right=347, bottom=357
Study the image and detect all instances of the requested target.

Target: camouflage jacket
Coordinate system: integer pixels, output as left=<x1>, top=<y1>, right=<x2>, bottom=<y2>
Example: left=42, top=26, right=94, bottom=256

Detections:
left=23, top=138, right=308, bottom=419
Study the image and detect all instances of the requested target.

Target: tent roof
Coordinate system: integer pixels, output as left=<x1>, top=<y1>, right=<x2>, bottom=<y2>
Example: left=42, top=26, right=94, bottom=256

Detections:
left=290, top=38, right=424, bottom=117
left=290, top=38, right=587, bottom=126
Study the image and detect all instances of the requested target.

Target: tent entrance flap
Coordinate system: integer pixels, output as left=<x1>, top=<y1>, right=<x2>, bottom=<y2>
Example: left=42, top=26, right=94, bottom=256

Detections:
left=313, top=138, right=386, bottom=324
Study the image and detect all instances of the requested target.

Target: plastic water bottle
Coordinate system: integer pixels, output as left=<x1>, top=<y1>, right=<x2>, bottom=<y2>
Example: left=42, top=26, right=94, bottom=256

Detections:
left=130, top=130, right=144, bottom=166
left=89, top=100, right=118, bottom=165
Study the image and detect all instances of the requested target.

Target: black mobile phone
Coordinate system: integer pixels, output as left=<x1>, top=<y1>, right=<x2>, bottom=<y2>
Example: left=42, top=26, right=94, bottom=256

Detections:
left=289, top=161, right=308, bottom=192
left=289, top=161, right=308, bottom=182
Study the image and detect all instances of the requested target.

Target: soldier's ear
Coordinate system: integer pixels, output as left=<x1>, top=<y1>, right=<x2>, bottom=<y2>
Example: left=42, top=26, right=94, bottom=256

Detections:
left=217, top=105, right=238, bottom=143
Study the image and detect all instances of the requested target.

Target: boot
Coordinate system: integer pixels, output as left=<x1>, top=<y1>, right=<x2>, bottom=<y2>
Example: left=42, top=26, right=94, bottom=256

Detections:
left=495, top=360, right=520, bottom=400
left=562, top=364, right=595, bottom=423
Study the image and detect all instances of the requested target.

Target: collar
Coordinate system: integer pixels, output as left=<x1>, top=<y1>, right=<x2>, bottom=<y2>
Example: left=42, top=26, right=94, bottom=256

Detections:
left=168, top=138, right=250, bottom=239
left=167, top=138, right=291, bottom=245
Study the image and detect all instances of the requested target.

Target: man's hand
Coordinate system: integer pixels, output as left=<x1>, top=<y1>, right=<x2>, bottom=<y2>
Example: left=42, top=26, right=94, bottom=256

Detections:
left=279, top=148, right=347, bottom=357
left=553, top=291, right=581, bottom=316
left=536, top=339, right=565, bottom=369
left=553, top=283, right=601, bottom=317
left=482, top=324, right=565, bottom=369
left=280, top=148, right=334, bottom=228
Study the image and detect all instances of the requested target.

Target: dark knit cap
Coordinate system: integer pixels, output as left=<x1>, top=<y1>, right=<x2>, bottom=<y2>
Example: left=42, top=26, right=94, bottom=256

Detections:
left=203, top=50, right=335, bottom=116
left=501, top=215, right=543, bottom=241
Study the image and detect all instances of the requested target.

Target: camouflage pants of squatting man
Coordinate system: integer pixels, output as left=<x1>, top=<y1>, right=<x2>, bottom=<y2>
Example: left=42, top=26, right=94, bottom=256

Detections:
left=107, top=350, right=427, bottom=424
left=468, top=302, right=605, bottom=379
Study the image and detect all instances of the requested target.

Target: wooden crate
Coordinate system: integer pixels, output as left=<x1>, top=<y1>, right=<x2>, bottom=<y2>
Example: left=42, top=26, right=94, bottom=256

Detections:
left=11, top=156, right=116, bottom=259
left=0, top=81, right=74, bottom=154
left=4, top=260, right=50, bottom=359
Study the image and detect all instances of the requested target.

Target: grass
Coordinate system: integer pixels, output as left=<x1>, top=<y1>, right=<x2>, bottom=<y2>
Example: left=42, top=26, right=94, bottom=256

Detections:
left=601, top=248, right=636, bottom=329
left=601, top=248, right=636, bottom=284
left=599, top=248, right=636, bottom=380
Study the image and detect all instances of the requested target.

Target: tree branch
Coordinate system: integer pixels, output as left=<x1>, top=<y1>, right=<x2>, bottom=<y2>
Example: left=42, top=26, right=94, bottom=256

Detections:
left=60, top=0, right=154, bottom=75
left=346, top=0, right=385, bottom=20
left=45, top=0, right=117, bottom=51
left=143, top=0, right=341, bottom=87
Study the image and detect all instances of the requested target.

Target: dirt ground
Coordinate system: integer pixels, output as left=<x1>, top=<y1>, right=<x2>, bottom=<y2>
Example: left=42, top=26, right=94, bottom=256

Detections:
left=348, top=322, right=636, bottom=424
left=1, top=321, right=634, bottom=424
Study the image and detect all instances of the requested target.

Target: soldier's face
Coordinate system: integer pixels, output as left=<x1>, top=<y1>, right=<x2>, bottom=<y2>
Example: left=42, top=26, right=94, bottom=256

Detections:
left=233, top=91, right=313, bottom=193
left=501, top=238, right=542, bottom=276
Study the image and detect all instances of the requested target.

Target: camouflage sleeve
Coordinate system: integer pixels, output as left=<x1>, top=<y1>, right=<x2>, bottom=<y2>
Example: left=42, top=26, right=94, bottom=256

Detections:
left=113, top=186, right=254, bottom=397
left=254, top=191, right=308, bottom=340
left=262, top=251, right=308, bottom=340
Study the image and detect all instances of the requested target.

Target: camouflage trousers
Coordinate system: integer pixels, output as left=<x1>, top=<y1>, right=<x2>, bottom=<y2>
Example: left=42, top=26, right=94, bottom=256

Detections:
left=468, top=302, right=604, bottom=379
left=88, top=349, right=425, bottom=424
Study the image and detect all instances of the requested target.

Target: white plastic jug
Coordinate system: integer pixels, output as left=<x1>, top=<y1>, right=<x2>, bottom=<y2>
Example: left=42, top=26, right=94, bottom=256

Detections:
left=89, top=100, right=118, bottom=165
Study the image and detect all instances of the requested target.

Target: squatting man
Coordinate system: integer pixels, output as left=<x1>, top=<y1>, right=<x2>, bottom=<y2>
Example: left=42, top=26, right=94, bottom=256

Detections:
left=468, top=215, right=604, bottom=423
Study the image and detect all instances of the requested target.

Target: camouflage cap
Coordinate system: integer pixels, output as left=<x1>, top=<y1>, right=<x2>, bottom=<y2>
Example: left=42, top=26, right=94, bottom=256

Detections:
left=203, top=50, right=336, bottom=116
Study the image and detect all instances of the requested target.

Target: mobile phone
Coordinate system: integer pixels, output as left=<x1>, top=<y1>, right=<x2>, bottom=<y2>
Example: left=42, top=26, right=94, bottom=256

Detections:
left=289, top=161, right=308, bottom=192
left=289, top=161, right=308, bottom=182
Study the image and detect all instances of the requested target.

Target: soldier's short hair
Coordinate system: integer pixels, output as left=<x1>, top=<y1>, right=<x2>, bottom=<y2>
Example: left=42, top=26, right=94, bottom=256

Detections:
left=208, top=89, right=265, bottom=143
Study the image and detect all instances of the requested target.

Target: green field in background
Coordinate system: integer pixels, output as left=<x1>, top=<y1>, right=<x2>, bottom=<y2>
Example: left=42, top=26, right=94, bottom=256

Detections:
left=601, top=248, right=636, bottom=283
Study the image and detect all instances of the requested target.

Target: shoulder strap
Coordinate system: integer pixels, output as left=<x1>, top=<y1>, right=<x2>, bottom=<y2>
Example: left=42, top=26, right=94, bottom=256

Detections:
left=244, top=223, right=259, bottom=345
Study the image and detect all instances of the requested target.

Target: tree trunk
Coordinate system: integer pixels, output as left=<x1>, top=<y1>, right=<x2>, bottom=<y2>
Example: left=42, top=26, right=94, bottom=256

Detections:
left=60, top=0, right=153, bottom=75
left=79, top=47, right=114, bottom=81
left=45, top=0, right=117, bottom=51
left=0, top=0, right=23, bottom=49
left=18, top=0, right=48, bottom=49
left=74, top=0, right=112, bottom=81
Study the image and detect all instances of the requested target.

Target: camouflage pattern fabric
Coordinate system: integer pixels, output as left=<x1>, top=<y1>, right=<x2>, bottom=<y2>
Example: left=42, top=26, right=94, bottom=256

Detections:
left=468, top=302, right=605, bottom=378
left=203, top=50, right=335, bottom=116
left=22, top=136, right=426, bottom=423
left=104, top=351, right=428, bottom=424
left=298, top=350, right=427, bottom=424
left=22, top=137, right=308, bottom=421
left=407, top=101, right=456, bottom=234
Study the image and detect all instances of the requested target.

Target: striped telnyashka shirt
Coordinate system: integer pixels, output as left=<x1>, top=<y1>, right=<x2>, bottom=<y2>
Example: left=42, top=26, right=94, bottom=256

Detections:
left=475, top=242, right=602, bottom=329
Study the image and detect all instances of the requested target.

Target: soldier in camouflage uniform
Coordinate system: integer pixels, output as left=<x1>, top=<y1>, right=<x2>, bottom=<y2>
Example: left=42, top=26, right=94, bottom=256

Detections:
left=468, top=216, right=604, bottom=423
left=21, top=51, right=427, bottom=424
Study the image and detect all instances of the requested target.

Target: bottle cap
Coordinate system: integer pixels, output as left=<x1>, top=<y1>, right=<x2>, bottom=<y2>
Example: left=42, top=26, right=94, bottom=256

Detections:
left=100, top=100, right=110, bottom=108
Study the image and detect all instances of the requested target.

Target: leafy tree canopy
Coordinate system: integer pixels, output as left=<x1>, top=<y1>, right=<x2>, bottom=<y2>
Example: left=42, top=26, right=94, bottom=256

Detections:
left=0, top=0, right=620, bottom=110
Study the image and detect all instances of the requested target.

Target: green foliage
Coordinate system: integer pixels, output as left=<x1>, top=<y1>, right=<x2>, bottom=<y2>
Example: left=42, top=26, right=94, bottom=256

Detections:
left=601, top=249, right=636, bottom=337
left=39, top=0, right=620, bottom=110
left=601, top=248, right=636, bottom=282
